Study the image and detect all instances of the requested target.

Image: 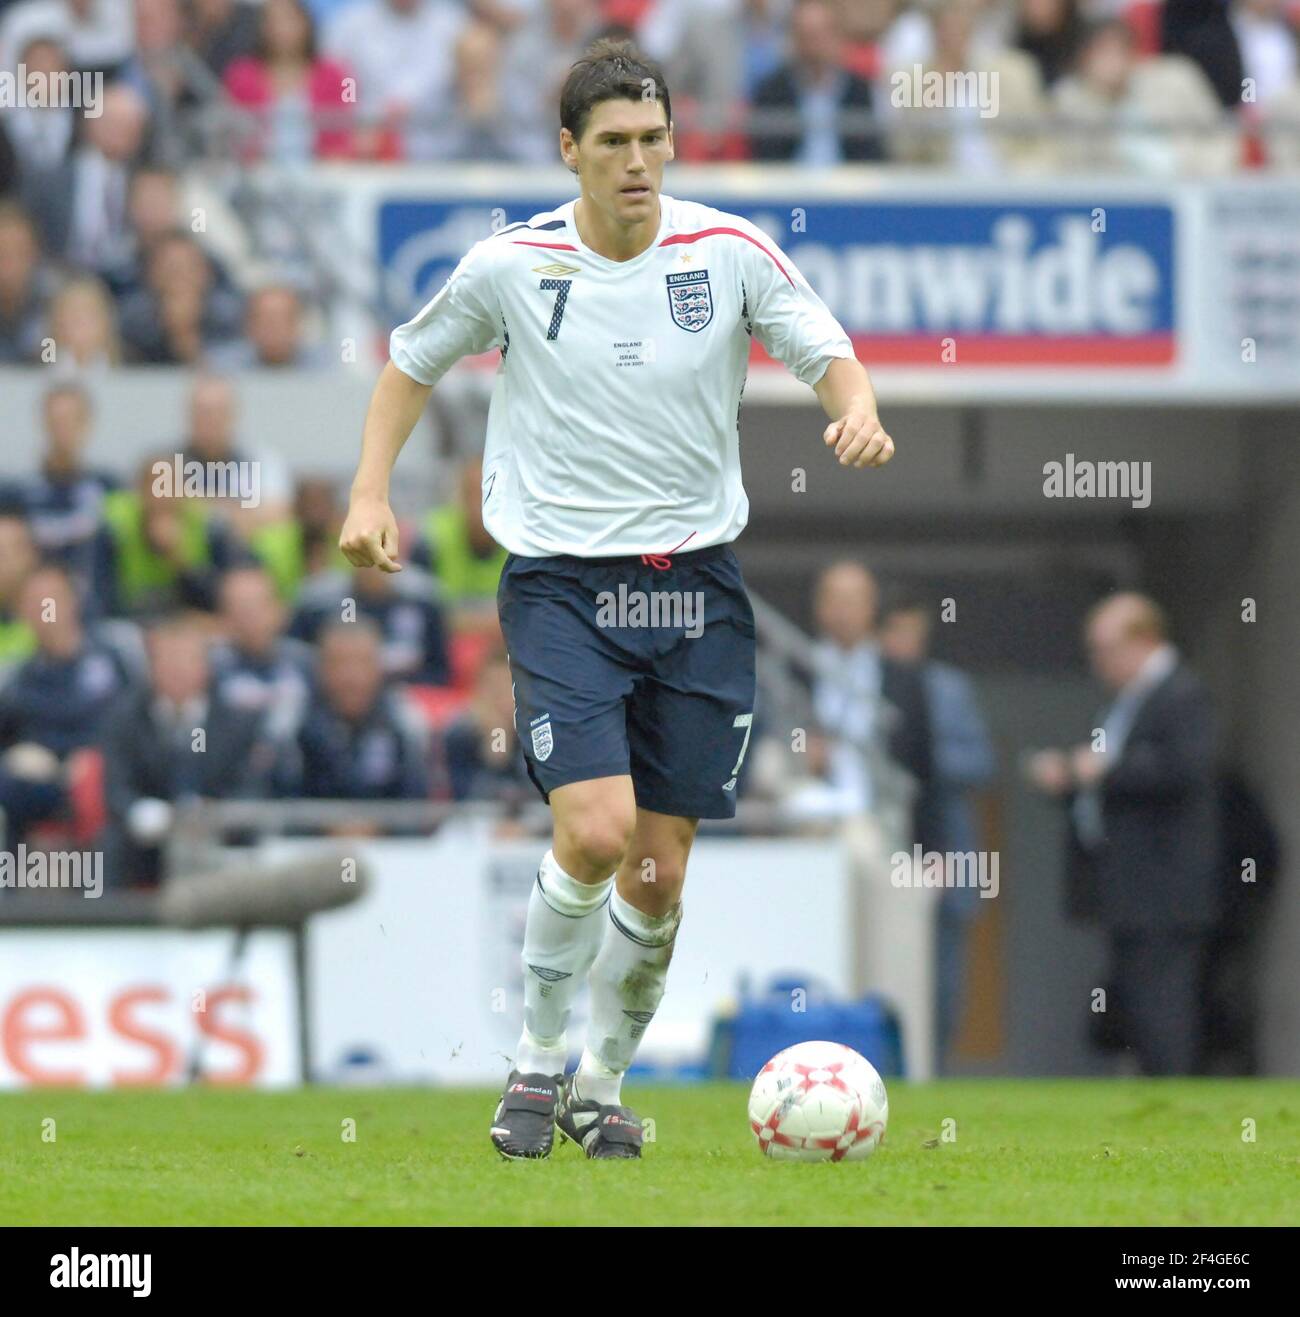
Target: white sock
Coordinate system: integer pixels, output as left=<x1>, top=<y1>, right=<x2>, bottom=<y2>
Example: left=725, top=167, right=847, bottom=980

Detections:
left=576, top=888, right=681, bottom=1106
left=514, top=849, right=613, bottom=1076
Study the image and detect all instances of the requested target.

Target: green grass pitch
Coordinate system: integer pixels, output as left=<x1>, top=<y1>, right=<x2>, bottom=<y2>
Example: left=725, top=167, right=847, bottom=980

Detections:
left=1, top=1079, right=1296, bottom=1226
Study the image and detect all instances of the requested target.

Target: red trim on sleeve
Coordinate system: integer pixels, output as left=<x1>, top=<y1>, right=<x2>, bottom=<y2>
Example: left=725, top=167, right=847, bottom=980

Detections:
left=511, top=241, right=579, bottom=251
left=659, top=228, right=795, bottom=287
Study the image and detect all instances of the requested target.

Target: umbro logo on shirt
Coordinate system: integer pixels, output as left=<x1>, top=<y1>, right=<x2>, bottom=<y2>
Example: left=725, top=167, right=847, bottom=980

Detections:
left=533, top=263, right=580, bottom=276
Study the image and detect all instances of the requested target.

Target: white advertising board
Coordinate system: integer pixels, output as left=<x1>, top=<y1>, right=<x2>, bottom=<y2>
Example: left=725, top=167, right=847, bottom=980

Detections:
left=0, top=929, right=301, bottom=1088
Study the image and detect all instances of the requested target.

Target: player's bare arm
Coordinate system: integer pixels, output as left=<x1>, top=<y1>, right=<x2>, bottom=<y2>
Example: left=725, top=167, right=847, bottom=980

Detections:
left=814, top=356, right=894, bottom=469
left=339, top=360, right=432, bottom=572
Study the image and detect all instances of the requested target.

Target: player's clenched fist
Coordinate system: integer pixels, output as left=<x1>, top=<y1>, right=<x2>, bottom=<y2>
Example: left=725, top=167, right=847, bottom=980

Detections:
left=339, top=495, right=402, bottom=572
left=823, top=411, right=895, bottom=469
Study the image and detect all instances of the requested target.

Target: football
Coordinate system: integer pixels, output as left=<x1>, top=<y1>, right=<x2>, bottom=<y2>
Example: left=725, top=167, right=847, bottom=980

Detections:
left=747, top=1041, right=889, bottom=1162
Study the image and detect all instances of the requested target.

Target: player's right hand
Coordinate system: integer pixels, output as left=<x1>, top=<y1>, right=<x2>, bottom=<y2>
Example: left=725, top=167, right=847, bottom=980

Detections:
left=339, top=496, right=402, bottom=572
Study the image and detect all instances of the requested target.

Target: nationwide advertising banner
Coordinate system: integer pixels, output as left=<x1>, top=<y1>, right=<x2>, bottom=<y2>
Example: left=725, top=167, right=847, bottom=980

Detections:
left=376, top=195, right=1176, bottom=371
left=308, top=170, right=1297, bottom=401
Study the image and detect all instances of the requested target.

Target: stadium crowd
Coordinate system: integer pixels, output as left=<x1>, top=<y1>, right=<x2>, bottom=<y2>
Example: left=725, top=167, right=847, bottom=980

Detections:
left=3, top=1, right=1300, bottom=368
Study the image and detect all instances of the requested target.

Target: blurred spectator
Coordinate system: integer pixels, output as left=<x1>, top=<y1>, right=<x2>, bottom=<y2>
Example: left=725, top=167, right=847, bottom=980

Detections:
left=876, top=0, right=1010, bottom=73
left=210, top=564, right=312, bottom=737
left=176, top=373, right=294, bottom=537
left=637, top=0, right=744, bottom=148
left=738, top=0, right=795, bottom=101
left=437, top=647, right=532, bottom=802
left=1162, top=0, right=1245, bottom=109
left=64, top=82, right=150, bottom=271
left=1260, top=75, right=1300, bottom=166
left=1025, top=593, right=1220, bottom=1076
left=880, top=592, right=996, bottom=1074
left=750, top=0, right=884, bottom=162
left=91, top=452, right=249, bottom=618
left=884, top=0, right=1049, bottom=172
left=279, top=620, right=430, bottom=816
left=782, top=561, right=934, bottom=838
left=0, top=513, right=39, bottom=669
left=222, top=0, right=357, bottom=162
left=116, top=228, right=243, bottom=363
left=0, top=201, right=56, bottom=363
left=496, top=0, right=601, bottom=163
left=1014, top=0, right=1085, bottom=86
left=0, top=111, right=15, bottom=195
left=118, top=0, right=225, bottom=168
left=434, top=19, right=515, bottom=161
left=322, top=0, right=467, bottom=160
left=0, top=0, right=134, bottom=75
left=1230, top=0, right=1298, bottom=108
left=101, top=618, right=280, bottom=886
left=208, top=282, right=331, bottom=369
left=186, top=0, right=260, bottom=79
left=1053, top=17, right=1236, bottom=174
left=1200, top=763, right=1281, bottom=1073
left=0, top=564, right=131, bottom=843
left=46, top=274, right=122, bottom=371
left=289, top=475, right=349, bottom=585
left=290, top=560, right=451, bottom=684
left=5, top=384, right=118, bottom=604
left=2, top=37, right=80, bottom=250
left=410, top=455, right=507, bottom=636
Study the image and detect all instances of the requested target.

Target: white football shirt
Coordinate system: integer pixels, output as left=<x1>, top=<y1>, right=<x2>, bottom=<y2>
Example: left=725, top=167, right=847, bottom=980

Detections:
left=389, top=194, right=855, bottom=558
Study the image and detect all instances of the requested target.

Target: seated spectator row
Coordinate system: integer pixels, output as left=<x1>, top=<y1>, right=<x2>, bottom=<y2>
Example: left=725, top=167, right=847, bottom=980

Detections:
left=0, top=374, right=528, bottom=886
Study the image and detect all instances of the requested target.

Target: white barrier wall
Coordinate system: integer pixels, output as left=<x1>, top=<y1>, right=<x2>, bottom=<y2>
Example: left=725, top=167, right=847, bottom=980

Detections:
left=0, top=929, right=300, bottom=1088
left=292, top=820, right=878, bottom=1086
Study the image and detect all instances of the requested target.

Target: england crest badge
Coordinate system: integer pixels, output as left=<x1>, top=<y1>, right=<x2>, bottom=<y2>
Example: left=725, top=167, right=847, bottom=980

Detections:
left=666, top=269, right=713, bottom=332
left=530, top=715, right=554, bottom=762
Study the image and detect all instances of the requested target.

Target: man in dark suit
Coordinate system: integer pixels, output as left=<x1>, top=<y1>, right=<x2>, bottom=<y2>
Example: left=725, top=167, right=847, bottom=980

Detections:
left=802, top=560, right=934, bottom=846
left=101, top=620, right=280, bottom=887
left=1027, top=593, right=1221, bottom=1075
left=750, top=0, right=884, bottom=164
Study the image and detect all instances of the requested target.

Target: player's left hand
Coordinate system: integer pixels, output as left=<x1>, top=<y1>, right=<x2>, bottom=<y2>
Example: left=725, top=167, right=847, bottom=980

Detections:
left=824, top=410, right=894, bottom=468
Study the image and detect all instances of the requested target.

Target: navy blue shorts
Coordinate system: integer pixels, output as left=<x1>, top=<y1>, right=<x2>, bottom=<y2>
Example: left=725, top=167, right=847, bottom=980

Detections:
left=497, top=543, right=757, bottom=819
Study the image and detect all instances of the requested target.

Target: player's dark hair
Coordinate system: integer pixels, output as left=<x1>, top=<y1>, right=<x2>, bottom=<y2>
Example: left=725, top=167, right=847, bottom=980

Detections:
left=559, top=37, right=672, bottom=148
